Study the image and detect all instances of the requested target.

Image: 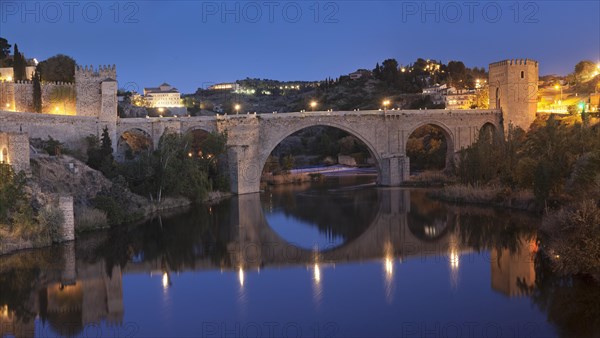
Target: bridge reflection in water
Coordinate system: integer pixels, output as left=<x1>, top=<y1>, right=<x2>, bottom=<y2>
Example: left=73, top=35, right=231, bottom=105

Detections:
left=0, top=186, right=540, bottom=337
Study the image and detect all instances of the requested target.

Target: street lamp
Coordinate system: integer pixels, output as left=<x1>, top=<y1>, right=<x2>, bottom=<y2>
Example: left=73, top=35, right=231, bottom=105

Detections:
left=383, top=100, right=390, bottom=112
left=554, top=84, right=563, bottom=101
left=310, top=101, right=317, bottom=111
left=234, top=104, right=241, bottom=115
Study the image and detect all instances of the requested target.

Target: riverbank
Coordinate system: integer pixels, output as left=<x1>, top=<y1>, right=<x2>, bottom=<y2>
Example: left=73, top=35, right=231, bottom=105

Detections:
left=262, top=165, right=377, bottom=186
left=428, top=185, right=539, bottom=212
left=0, top=155, right=233, bottom=257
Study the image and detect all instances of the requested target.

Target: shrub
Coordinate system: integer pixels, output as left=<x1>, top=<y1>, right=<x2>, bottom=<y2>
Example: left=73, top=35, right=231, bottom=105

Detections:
left=541, top=200, right=600, bottom=276
left=37, top=205, right=65, bottom=243
left=74, top=205, right=108, bottom=233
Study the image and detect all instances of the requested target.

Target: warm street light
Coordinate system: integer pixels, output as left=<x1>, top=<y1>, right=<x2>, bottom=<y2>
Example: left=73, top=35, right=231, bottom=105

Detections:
left=310, top=101, right=317, bottom=111
left=383, top=100, right=390, bottom=112
left=234, top=104, right=241, bottom=114
left=554, top=84, right=563, bottom=101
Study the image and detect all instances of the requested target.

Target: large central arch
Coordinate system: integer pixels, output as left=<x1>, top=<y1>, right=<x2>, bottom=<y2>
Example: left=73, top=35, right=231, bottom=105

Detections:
left=256, top=121, right=384, bottom=189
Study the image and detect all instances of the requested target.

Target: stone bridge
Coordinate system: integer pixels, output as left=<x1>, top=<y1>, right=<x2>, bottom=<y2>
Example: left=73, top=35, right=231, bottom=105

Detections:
left=117, top=109, right=502, bottom=194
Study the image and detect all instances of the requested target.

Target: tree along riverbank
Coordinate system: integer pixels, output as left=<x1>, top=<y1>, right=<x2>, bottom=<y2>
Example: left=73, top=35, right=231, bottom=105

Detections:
left=0, top=130, right=232, bottom=256
left=411, top=114, right=600, bottom=277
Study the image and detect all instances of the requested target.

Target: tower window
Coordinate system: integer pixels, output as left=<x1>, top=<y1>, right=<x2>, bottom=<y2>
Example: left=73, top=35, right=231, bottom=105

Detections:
left=521, top=71, right=524, bottom=79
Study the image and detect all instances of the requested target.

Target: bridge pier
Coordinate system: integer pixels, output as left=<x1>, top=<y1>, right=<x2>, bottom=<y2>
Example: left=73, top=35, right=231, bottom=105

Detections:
left=379, top=156, right=410, bottom=186
left=227, top=145, right=261, bottom=194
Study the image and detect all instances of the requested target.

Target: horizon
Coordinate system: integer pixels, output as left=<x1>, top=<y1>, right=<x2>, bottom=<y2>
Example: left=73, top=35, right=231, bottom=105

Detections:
left=2, top=1, right=599, bottom=92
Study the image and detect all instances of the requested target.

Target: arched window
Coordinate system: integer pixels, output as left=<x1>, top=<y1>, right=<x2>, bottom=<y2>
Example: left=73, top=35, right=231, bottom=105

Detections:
left=0, top=147, right=8, bottom=164
left=521, top=71, right=524, bottom=79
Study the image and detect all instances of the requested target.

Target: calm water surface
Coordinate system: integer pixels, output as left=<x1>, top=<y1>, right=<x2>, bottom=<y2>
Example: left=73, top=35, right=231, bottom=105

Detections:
left=1, top=175, right=599, bottom=337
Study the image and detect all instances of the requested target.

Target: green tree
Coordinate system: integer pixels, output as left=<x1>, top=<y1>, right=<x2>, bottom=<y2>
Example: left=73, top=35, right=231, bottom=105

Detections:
left=447, top=61, right=467, bottom=88
left=32, top=68, right=42, bottom=113
left=37, top=54, right=76, bottom=82
left=282, top=154, right=295, bottom=172
left=470, top=86, right=489, bottom=109
left=86, top=128, right=117, bottom=178
left=0, top=37, right=11, bottom=61
left=0, top=164, right=29, bottom=226
left=12, top=44, right=26, bottom=81
left=381, top=59, right=399, bottom=86
left=101, top=126, right=113, bottom=156
left=373, top=63, right=381, bottom=79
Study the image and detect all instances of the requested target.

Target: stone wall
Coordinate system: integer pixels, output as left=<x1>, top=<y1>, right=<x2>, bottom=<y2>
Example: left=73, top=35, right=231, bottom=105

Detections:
left=0, top=110, right=103, bottom=151
left=58, top=196, right=75, bottom=242
left=0, top=81, right=76, bottom=114
left=0, top=132, right=30, bottom=173
left=75, top=65, right=117, bottom=118
left=0, top=66, right=36, bottom=81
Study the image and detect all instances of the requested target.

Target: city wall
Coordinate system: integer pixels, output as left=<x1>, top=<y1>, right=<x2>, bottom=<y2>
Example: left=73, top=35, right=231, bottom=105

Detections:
left=0, top=110, right=104, bottom=150
left=0, top=80, right=76, bottom=114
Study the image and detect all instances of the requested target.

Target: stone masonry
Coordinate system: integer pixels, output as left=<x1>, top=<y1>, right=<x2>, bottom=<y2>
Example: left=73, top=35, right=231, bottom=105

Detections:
left=489, top=59, right=539, bottom=132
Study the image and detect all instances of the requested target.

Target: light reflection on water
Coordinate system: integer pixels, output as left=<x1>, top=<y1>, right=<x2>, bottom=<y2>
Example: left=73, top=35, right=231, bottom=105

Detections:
left=0, top=175, right=597, bottom=337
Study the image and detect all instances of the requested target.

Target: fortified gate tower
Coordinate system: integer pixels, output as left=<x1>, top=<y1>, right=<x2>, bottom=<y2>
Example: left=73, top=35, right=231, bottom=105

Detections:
left=489, top=59, right=538, bottom=132
left=75, top=65, right=118, bottom=147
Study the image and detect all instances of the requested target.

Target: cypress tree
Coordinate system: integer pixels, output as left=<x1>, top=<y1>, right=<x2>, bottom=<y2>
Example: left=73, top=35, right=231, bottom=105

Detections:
left=12, top=44, right=26, bottom=81
left=101, top=126, right=113, bottom=156
left=32, top=68, right=42, bottom=113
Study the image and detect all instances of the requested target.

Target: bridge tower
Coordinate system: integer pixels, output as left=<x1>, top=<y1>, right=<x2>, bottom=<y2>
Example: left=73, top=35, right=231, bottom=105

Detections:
left=489, top=59, right=538, bottom=133
left=75, top=65, right=118, bottom=151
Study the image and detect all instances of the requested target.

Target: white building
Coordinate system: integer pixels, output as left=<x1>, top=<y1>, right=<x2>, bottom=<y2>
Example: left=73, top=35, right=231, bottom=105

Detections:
left=349, top=69, right=372, bottom=80
left=422, top=84, right=448, bottom=105
left=445, top=89, right=477, bottom=110
left=143, top=83, right=182, bottom=107
left=208, top=83, right=240, bottom=91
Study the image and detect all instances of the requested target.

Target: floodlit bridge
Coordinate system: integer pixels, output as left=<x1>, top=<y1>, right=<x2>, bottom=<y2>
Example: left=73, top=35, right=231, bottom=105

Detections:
left=116, top=109, right=502, bottom=194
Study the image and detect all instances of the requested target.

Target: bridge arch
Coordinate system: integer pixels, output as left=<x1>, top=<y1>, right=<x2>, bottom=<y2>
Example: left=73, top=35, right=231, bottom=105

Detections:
left=479, top=122, right=500, bottom=143
left=117, top=128, right=154, bottom=161
left=405, top=120, right=456, bottom=170
left=184, top=127, right=214, bottom=158
left=257, top=121, right=383, bottom=185
left=183, top=125, right=213, bottom=136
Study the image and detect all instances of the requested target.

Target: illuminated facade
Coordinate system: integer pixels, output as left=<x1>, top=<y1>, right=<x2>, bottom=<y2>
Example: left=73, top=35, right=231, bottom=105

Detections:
left=0, top=66, right=36, bottom=81
left=144, top=83, right=183, bottom=107
left=445, top=89, right=477, bottom=110
left=208, top=83, right=240, bottom=91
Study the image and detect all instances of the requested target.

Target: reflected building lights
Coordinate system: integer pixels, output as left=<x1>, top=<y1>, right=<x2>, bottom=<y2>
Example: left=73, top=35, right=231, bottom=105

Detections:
left=312, top=263, right=323, bottom=307
left=0, top=305, right=8, bottom=318
left=162, top=272, right=170, bottom=290
left=385, top=257, right=394, bottom=277
left=239, top=267, right=245, bottom=287
left=448, top=233, right=461, bottom=289
left=450, top=251, right=460, bottom=269
left=383, top=241, right=395, bottom=303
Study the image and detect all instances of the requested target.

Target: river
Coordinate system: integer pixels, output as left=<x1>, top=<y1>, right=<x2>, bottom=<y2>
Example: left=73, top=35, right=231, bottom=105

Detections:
left=0, top=175, right=598, bottom=337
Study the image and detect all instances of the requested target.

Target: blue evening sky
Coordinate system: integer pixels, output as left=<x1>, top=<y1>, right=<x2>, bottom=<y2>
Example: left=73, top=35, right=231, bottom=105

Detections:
left=1, top=0, right=599, bottom=93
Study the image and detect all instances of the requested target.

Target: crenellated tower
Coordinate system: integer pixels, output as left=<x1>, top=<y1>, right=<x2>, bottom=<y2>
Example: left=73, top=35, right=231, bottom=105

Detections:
left=489, top=59, right=538, bottom=132
left=75, top=65, right=118, bottom=150
left=75, top=65, right=117, bottom=118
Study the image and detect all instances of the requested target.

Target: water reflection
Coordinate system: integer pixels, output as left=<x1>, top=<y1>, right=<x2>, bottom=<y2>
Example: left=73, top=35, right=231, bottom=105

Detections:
left=0, top=178, right=596, bottom=337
